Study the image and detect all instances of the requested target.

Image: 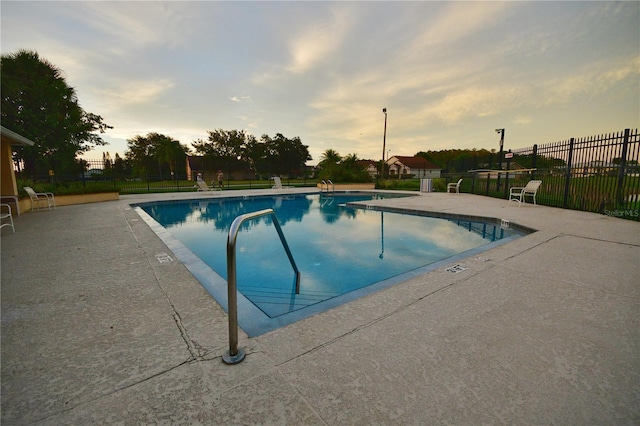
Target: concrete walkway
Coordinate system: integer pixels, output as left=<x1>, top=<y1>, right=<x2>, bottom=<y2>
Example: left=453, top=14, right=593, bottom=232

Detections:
left=1, top=190, right=639, bottom=425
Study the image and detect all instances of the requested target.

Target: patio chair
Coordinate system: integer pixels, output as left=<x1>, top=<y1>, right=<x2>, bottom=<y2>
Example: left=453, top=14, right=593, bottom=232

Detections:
left=509, top=180, right=542, bottom=206
left=447, top=179, right=462, bottom=193
left=1, top=203, right=15, bottom=233
left=195, top=180, right=220, bottom=192
left=272, top=176, right=293, bottom=189
left=24, top=186, right=56, bottom=211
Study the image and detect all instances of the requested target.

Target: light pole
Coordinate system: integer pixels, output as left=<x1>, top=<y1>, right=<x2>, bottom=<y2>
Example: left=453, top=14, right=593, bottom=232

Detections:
left=495, top=128, right=505, bottom=190
left=380, top=108, right=387, bottom=179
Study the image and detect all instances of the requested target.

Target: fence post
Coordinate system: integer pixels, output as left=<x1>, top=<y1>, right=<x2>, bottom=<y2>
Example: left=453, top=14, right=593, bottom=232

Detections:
left=80, top=163, right=87, bottom=187
left=485, top=173, right=490, bottom=195
left=531, top=144, right=537, bottom=180
left=563, top=138, right=575, bottom=208
left=503, top=152, right=512, bottom=199
left=616, top=129, right=630, bottom=207
left=486, top=153, right=493, bottom=195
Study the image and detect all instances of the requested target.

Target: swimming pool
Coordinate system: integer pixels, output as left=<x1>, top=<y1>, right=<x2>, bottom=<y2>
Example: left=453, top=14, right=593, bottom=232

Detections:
left=135, top=192, right=524, bottom=336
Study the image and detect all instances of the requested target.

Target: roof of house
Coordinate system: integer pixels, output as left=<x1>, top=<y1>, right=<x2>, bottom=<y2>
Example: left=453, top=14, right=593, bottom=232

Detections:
left=357, top=159, right=377, bottom=168
left=390, top=155, right=440, bottom=170
left=1, top=126, right=35, bottom=146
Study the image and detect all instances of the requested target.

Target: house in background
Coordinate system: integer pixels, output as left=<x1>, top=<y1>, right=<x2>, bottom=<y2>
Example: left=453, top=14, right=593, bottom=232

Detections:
left=575, top=160, right=619, bottom=177
left=186, top=155, right=205, bottom=181
left=357, top=159, right=379, bottom=178
left=186, top=155, right=227, bottom=181
left=386, top=155, right=441, bottom=178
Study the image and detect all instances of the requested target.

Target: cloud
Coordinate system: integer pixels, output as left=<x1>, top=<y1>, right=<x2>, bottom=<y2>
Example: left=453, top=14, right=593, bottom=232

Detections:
left=537, top=56, right=640, bottom=106
left=514, top=116, right=532, bottom=125
left=72, top=2, right=194, bottom=51
left=410, top=2, right=511, bottom=51
left=230, top=96, right=251, bottom=103
left=95, top=79, right=175, bottom=106
left=285, top=7, right=353, bottom=74
left=429, top=85, right=530, bottom=123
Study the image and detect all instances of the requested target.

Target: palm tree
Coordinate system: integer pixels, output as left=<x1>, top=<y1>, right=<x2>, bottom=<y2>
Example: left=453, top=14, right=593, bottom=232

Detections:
left=318, top=149, right=341, bottom=169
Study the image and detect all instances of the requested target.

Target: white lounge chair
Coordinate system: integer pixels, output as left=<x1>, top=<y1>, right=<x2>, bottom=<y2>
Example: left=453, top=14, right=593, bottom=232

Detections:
left=272, top=176, right=293, bottom=189
left=1, top=203, right=15, bottom=233
left=447, top=179, right=462, bottom=193
left=24, top=186, right=55, bottom=211
left=195, top=180, right=220, bottom=192
left=509, top=180, right=542, bottom=206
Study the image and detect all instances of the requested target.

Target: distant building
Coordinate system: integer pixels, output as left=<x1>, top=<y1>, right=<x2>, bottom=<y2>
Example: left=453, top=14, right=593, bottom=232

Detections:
left=186, top=156, right=204, bottom=181
left=575, top=160, right=619, bottom=177
left=357, top=159, right=379, bottom=178
left=83, top=168, right=103, bottom=178
left=387, top=155, right=441, bottom=178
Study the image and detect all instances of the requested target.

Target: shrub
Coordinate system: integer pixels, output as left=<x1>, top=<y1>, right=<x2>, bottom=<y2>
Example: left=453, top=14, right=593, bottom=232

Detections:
left=376, top=178, right=447, bottom=192
left=18, top=179, right=119, bottom=197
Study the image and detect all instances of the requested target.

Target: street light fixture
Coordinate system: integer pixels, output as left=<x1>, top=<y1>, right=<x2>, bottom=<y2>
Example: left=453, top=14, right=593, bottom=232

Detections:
left=380, top=108, right=387, bottom=179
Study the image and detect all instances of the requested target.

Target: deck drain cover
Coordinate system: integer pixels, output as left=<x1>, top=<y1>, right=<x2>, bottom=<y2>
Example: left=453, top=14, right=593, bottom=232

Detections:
left=155, top=253, right=174, bottom=263
left=445, top=264, right=468, bottom=273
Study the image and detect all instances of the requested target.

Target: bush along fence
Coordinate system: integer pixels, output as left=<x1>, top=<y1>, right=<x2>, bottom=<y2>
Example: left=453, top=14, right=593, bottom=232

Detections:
left=445, top=128, right=639, bottom=221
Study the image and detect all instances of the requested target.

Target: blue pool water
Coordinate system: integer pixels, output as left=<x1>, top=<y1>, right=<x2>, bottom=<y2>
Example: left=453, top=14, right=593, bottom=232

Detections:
left=136, top=192, right=522, bottom=335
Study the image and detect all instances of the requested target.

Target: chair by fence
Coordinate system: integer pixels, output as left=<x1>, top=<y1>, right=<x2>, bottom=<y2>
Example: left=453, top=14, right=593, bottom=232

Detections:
left=1, top=203, right=15, bottom=233
left=447, top=179, right=462, bottom=193
left=195, top=180, right=221, bottom=192
left=24, top=187, right=56, bottom=211
left=509, top=180, right=542, bottom=206
left=272, top=176, right=293, bottom=189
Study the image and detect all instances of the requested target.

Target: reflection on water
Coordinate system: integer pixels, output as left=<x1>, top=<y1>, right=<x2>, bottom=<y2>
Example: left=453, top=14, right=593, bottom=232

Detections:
left=140, top=193, right=519, bottom=318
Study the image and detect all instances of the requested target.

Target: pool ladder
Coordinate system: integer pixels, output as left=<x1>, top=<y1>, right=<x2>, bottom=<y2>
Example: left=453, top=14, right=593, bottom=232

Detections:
left=321, top=179, right=334, bottom=193
left=223, top=208, right=300, bottom=365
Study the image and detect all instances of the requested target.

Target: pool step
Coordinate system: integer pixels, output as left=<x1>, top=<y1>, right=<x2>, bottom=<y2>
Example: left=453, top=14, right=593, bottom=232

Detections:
left=238, top=285, right=341, bottom=314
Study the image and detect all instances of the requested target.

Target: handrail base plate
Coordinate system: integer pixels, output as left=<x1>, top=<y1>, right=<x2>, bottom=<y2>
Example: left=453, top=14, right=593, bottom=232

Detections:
left=222, top=348, right=246, bottom=365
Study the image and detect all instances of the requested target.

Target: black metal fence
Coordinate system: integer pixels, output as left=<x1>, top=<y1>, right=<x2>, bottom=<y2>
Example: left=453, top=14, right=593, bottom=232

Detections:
left=16, top=129, right=640, bottom=220
left=16, top=158, right=316, bottom=193
left=446, top=128, right=640, bottom=220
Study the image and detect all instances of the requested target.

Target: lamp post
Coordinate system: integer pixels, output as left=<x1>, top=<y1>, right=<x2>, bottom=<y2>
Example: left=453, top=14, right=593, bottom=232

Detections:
left=380, top=108, right=387, bottom=179
left=495, top=128, right=505, bottom=191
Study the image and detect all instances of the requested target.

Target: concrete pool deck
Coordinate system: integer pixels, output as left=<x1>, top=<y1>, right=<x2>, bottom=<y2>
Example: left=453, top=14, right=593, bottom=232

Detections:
left=1, top=189, right=638, bottom=424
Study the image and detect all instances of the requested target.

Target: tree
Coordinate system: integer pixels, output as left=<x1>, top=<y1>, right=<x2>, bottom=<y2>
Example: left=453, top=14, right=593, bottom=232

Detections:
left=192, top=129, right=249, bottom=159
left=112, top=153, right=131, bottom=178
left=192, top=129, right=256, bottom=177
left=1, top=49, right=112, bottom=177
left=102, top=152, right=113, bottom=177
left=261, top=133, right=312, bottom=177
left=316, top=150, right=371, bottom=183
left=155, top=135, right=190, bottom=179
left=193, top=130, right=311, bottom=178
left=243, top=134, right=266, bottom=178
left=125, top=132, right=188, bottom=178
left=317, top=149, right=341, bottom=173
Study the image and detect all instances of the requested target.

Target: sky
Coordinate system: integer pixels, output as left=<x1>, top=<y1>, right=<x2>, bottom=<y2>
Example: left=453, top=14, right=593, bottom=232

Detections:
left=1, top=1, right=638, bottom=165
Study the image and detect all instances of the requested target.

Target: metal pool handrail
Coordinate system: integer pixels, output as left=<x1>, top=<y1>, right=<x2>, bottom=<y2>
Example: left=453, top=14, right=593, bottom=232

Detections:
left=321, top=179, right=334, bottom=193
left=223, top=208, right=300, bottom=364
